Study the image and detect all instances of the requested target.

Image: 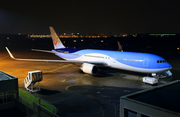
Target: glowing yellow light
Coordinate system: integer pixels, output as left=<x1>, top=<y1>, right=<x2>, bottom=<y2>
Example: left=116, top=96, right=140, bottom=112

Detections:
left=177, top=47, right=180, bottom=50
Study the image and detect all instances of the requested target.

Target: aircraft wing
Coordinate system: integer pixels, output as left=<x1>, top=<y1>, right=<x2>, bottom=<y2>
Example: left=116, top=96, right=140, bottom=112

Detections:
left=5, top=47, right=107, bottom=65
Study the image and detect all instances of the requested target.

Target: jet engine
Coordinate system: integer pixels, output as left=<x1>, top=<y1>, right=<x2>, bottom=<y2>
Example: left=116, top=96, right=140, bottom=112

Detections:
left=80, top=63, right=98, bottom=75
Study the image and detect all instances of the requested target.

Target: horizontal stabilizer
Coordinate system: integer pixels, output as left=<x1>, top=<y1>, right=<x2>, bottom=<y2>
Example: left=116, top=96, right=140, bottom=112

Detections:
left=32, top=49, right=57, bottom=54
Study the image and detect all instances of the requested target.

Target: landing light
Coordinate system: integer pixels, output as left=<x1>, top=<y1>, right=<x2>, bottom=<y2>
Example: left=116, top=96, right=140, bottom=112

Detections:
left=177, top=47, right=180, bottom=50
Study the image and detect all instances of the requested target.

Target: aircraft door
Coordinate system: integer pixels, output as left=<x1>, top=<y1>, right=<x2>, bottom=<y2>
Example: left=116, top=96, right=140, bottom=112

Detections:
left=143, top=58, right=148, bottom=67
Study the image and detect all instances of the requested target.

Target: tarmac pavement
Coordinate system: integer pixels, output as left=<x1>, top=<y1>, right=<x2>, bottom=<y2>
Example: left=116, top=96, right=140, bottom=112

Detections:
left=0, top=47, right=179, bottom=116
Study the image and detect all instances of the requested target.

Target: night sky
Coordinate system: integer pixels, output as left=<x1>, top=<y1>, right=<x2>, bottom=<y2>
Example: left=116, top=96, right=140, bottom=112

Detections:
left=0, top=0, right=180, bottom=34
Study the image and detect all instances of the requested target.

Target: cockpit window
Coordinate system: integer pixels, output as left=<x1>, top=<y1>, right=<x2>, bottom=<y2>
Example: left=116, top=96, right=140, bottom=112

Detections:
left=157, top=60, right=167, bottom=63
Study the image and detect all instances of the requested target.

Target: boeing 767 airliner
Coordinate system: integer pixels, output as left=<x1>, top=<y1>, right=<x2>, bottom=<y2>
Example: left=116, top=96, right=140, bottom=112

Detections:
left=6, top=27, right=172, bottom=76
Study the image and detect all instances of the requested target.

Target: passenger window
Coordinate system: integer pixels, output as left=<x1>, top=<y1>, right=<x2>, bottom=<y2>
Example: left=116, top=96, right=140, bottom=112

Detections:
left=157, top=60, right=167, bottom=63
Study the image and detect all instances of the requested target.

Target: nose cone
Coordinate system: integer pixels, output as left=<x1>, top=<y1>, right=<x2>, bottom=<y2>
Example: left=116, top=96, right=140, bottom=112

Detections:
left=167, top=63, right=172, bottom=69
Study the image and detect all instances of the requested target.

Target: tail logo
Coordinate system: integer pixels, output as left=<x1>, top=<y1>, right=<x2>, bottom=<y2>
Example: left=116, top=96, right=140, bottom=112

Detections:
left=50, top=27, right=65, bottom=49
left=53, top=37, right=59, bottom=45
left=53, top=39, right=57, bottom=45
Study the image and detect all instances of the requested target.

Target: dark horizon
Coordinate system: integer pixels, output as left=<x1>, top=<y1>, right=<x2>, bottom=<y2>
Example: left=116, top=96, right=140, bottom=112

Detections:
left=0, top=1, right=180, bottom=34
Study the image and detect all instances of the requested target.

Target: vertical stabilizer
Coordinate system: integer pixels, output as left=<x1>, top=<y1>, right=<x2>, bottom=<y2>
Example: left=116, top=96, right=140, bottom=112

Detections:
left=49, top=27, right=65, bottom=49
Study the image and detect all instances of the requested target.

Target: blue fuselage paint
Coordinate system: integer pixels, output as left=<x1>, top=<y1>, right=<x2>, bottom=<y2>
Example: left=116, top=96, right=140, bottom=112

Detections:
left=53, top=48, right=172, bottom=73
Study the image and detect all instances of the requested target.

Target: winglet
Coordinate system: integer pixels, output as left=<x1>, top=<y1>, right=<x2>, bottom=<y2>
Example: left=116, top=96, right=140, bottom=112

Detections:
left=5, top=47, right=16, bottom=59
left=117, top=41, right=123, bottom=52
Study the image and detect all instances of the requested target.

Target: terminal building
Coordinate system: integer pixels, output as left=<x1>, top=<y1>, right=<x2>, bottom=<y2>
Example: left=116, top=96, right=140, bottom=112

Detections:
left=0, top=70, right=19, bottom=110
left=120, top=80, right=180, bottom=117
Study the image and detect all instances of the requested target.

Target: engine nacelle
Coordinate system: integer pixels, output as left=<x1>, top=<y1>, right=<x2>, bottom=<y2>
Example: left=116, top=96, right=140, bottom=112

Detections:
left=80, top=63, right=98, bottom=75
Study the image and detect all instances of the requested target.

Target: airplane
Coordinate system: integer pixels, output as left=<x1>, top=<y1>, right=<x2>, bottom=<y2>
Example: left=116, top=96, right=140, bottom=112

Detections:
left=6, top=27, right=172, bottom=76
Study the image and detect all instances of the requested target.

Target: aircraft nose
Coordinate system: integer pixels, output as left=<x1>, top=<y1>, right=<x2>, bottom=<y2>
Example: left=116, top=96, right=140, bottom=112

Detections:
left=167, top=63, right=172, bottom=69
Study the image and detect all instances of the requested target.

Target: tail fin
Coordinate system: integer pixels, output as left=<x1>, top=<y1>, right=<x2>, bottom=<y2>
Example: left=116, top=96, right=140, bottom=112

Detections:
left=49, top=27, right=65, bottom=49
